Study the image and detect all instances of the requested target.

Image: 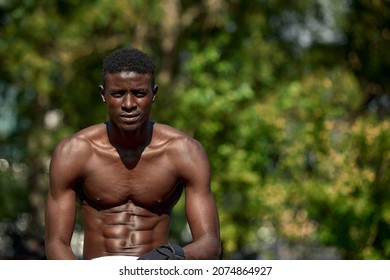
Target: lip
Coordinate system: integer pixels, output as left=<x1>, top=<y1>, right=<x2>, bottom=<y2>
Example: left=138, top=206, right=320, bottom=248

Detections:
left=119, top=113, right=140, bottom=123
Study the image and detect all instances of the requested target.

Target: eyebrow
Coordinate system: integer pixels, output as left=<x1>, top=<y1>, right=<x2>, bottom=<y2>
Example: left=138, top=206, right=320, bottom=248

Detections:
left=109, top=89, right=126, bottom=94
left=109, top=88, right=148, bottom=94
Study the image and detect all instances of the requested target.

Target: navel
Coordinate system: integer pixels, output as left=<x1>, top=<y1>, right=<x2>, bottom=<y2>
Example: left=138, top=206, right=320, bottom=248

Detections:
left=124, top=232, right=136, bottom=248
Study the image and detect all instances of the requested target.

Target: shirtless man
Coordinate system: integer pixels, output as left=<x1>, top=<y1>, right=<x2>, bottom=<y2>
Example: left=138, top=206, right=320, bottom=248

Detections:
left=44, top=48, right=221, bottom=260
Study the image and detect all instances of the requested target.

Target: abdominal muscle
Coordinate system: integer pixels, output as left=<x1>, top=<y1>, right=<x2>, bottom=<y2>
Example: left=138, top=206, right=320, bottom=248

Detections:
left=80, top=200, right=171, bottom=259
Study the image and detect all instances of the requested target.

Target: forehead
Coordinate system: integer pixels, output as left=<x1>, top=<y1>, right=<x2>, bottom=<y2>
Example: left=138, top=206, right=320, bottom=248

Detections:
left=105, top=71, right=153, bottom=88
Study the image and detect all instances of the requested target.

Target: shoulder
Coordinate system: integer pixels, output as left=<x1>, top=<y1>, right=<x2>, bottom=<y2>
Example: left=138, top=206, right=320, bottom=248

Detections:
left=152, top=123, right=210, bottom=178
left=51, top=124, right=106, bottom=166
left=49, top=124, right=107, bottom=185
left=153, top=123, right=207, bottom=156
left=152, top=124, right=211, bottom=188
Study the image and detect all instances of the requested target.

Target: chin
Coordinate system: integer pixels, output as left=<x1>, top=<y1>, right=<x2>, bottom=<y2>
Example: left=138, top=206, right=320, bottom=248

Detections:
left=110, top=117, right=147, bottom=132
left=120, top=123, right=141, bottom=132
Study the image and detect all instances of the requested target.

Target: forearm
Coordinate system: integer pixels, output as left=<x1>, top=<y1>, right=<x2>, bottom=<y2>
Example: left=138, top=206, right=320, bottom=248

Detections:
left=183, top=235, right=221, bottom=260
left=45, top=240, right=78, bottom=260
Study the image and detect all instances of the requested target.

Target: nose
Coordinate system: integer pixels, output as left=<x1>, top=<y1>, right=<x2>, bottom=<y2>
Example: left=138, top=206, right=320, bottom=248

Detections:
left=122, top=93, right=136, bottom=110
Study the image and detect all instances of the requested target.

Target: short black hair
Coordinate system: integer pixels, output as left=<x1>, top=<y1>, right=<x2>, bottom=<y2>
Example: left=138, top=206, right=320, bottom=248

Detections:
left=102, top=48, right=155, bottom=85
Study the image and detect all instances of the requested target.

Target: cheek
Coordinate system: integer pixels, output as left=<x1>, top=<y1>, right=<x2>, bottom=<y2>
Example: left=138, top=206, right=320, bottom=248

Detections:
left=142, top=102, right=153, bottom=114
left=138, top=99, right=153, bottom=109
left=106, top=102, right=121, bottom=117
left=106, top=99, right=120, bottom=109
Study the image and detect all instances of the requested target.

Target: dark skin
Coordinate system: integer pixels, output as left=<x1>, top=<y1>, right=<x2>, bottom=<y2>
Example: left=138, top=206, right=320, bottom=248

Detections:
left=45, top=71, right=221, bottom=260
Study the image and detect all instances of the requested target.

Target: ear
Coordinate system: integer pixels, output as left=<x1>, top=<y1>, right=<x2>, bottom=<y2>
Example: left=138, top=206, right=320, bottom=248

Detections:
left=99, top=85, right=106, bottom=102
left=152, top=84, right=158, bottom=102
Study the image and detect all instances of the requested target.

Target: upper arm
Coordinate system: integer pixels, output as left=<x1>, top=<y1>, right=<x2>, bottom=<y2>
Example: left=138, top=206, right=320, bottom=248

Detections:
left=176, top=138, right=220, bottom=256
left=45, top=137, right=89, bottom=257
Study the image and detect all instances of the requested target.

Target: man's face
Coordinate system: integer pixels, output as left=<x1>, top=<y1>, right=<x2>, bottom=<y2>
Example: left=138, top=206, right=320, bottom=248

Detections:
left=99, top=71, right=158, bottom=132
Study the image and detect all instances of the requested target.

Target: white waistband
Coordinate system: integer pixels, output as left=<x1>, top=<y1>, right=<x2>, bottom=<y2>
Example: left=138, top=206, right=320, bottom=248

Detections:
left=92, top=256, right=139, bottom=260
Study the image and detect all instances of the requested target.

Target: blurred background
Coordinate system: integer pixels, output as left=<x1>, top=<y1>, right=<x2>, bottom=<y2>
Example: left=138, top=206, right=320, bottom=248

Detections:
left=0, top=0, right=389, bottom=260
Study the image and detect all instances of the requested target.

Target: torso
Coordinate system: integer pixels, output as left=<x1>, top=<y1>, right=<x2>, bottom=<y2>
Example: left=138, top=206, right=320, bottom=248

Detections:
left=72, top=122, right=185, bottom=259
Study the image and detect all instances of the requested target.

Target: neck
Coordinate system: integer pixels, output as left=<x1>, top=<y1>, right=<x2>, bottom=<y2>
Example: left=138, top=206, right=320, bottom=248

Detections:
left=106, top=121, right=152, bottom=151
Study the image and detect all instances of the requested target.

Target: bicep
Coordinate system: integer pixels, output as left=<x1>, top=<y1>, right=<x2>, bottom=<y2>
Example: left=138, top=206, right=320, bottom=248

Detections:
left=45, top=140, right=84, bottom=245
left=45, top=184, right=78, bottom=259
left=185, top=186, right=220, bottom=241
left=45, top=185, right=77, bottom=244
left=179, top=141, right=219, bottom=241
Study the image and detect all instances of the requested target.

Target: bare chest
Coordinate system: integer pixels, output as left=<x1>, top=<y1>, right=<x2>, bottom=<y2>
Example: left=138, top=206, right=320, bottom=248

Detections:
left=80, top=148, right=182, bottom=210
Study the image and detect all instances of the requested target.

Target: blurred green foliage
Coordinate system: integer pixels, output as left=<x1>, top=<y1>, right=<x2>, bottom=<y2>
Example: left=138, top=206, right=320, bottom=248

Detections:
left=0, top=0, right=389, bottom=259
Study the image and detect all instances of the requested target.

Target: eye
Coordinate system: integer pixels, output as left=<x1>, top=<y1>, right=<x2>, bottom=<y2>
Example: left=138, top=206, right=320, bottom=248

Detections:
left=110, top=90, right=125, bottom=98
left=133, top=90, right=147, bottom=97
